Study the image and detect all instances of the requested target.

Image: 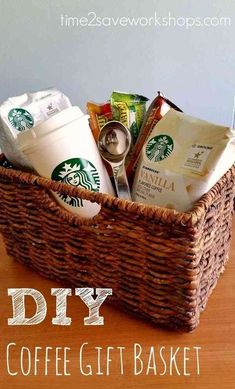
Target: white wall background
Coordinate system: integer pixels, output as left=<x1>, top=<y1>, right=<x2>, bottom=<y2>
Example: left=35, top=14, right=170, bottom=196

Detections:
left=0, top=0, right=234, bottom=126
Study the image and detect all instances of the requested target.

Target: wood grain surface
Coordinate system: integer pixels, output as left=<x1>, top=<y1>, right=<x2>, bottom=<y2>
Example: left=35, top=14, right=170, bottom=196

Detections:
left=0, top=222, right=234, bottom=389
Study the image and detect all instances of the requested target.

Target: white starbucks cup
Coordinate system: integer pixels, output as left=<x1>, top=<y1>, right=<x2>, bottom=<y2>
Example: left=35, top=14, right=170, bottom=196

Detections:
left=17, top=106, right=114, bottom=218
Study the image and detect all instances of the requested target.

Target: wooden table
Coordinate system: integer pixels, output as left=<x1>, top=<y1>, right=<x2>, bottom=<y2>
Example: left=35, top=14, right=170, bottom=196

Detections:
left=0, top=224, right=235, bottom=389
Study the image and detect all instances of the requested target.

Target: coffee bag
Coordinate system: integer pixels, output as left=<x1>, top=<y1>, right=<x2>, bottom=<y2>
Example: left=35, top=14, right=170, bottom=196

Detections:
left=0, top=88, right=71, bottom=167
left=132, top=110, right=235, bottom=212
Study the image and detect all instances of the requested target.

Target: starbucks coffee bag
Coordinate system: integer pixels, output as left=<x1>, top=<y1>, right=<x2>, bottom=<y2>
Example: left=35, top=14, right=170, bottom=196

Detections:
left=132, top=110, right=235, bottom=212
left=0, top=88, right=71, bottom=167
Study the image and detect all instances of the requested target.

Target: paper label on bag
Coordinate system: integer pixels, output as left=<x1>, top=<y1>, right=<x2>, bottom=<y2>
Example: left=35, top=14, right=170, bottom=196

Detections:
left=38, top=99, right=60, bottom=118
left=182, top=144, right=213, bottom=174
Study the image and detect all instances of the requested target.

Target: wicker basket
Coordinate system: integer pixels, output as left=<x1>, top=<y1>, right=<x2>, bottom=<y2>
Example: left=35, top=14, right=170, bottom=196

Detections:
left=0, top=154, right=234, bottom=332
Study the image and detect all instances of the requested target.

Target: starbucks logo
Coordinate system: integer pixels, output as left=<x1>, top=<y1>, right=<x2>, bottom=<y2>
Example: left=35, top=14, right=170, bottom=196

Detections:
left=146, top=135, right=174, bottom=162
left=8, top=108, right=34, bottom=131
left=51, top=158, right=100, bottom=208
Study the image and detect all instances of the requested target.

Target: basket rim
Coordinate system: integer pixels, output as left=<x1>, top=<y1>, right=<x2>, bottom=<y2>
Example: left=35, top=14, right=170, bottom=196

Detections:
left=0, top=154, right=234, bottom=228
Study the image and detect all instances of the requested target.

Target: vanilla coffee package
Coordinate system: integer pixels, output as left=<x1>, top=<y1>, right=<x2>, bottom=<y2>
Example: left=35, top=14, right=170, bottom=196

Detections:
left=132, top=110, right=235, bottom=212
left=0, top=88, right=71, bottom=167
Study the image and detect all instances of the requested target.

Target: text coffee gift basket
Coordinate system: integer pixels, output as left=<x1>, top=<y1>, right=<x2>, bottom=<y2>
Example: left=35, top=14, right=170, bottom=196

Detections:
left=0, top=88, right=234, bottom=332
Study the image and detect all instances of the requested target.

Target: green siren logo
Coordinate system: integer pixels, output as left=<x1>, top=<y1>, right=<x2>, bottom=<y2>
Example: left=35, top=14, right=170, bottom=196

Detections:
left=146, top=134, right=174, bottom=162
left=8, top=108, right=34, bottom=131
left=51, top=158, right=100, bottom=207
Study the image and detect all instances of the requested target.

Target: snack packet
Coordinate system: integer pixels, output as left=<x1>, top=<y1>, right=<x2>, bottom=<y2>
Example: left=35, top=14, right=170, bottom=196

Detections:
left=86, top=102, right=112, bottom=141
left=0, top=88, right=71, bottom=167
left=132, top=109, right=235, bottom=212
left=127, top=91, right=182, bottom=179
left=110, top=91, right=148, bottom=144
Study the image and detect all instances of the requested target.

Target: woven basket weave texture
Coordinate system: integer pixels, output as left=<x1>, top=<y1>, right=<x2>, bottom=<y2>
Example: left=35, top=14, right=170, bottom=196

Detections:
left=0, top=155, right=234, bottom=331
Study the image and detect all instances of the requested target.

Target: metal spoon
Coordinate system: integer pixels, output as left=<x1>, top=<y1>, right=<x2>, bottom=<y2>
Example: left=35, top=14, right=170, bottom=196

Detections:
left=98, top=121, right=132, bottom=200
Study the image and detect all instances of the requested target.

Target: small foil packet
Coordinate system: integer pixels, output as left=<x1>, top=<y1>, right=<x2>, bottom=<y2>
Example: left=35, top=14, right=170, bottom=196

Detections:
left=110, top=91, right=148, bottom=144
left=86, top=101, right=112, bottom=142
left=0, top=88, right=71, bottom=167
